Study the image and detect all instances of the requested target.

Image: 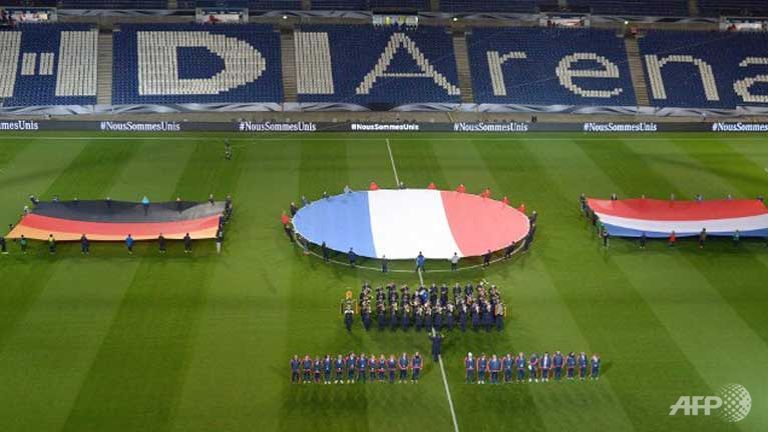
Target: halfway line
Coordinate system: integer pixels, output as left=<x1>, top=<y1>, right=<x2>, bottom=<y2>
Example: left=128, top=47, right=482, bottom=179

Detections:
left=430, top=320, right=460, bottom=432
left=385, top=138, right=400, bottom=186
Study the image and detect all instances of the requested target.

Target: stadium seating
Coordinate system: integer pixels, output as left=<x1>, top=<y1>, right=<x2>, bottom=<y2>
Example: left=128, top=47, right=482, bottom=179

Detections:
left=568, top=0, right=689, bottom=16
left=60, top=0, right=169, bottom=9
left=698, top=0, right=768, bottom=17
left=112, top=24, right=283, bottom=104
left=439, top=0, right=537, bottom=13
left=295, top=25, right=460, bottom=106
left=467, top=27, right=637, bottom=106
left=639, top=30, right=768, bottom=108
left=0, top=24, right=97, bottom=107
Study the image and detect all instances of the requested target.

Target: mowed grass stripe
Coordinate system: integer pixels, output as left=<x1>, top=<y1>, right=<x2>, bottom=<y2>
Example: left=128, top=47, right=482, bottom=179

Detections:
left=60, top=141, right=239, bottom=432
left=0, top=140, right=86, bottom=350
left=526, top=137, right=716, bottom=431
left=278, top=138, right=373, bottom=432
left=0, top=139, right=198, bottom=432
left=170, top=140, right=304, bottom=432
left=627, top=138, right=768, bottom=349
left=0, top=139, right=153, bottom=432
left=426, top=138, right=550, bottom=432
left=577, top=138, right=768, bottom=430
left=467, top=138, right=635, bottom=432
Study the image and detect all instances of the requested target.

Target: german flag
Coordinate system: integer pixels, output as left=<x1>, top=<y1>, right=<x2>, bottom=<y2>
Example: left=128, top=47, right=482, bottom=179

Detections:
left=7, top=200, right=224, bottom=241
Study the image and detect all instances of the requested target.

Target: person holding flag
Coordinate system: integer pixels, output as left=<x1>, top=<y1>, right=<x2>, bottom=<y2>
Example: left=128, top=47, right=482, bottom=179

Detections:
left=502, top=196, right=509, bottom=206
left=456, top=184, right=466, bottom=194
left=518, top=202, right=526, bottom=214
left=481, top=188, right=491, bottom=199
left=427, top=182, right=437, bottom=190
left=369, top=181, right=379, bottom=191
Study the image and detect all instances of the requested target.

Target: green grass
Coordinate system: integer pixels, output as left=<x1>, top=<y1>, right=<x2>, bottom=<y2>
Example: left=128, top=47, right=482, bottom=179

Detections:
left=0, top=131, right=766, bottom=432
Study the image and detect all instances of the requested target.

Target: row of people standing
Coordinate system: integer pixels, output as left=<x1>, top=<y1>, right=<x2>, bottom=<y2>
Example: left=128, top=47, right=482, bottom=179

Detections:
left=464, top=351, right=601, bottom=384
left=290, top=352, right=424, bottom=384
left=344, top=282, right=506, bottom=332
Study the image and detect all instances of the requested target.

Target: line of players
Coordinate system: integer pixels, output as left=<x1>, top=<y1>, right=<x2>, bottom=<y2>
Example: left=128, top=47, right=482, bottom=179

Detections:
left=345, top=281, right=506, bottom=332
left=464, top=351, right=601, bottom=384
left=290, top=352, right=425, bottom=384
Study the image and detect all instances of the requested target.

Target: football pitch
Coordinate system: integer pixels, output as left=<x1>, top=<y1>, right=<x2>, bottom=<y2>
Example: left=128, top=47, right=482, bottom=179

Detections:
left=0, top=131, right=766, bottom=432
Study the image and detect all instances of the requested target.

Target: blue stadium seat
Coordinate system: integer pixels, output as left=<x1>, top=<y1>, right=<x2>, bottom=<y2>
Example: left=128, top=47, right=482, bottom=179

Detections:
left=567, top=0, right=688, bottom=16
left=60, top=0, right=168, bottom=9
left=368, top=0, right=430, bottom=9
left=112, top=24, right=283, bottom=104
left=310, top=0, right=367, bottom=10
left=639, top=30, right=768, bottom=109
left=439, top=0, right=537, bottom=13
left=467, top=27, right=637, bottom=106
left=698, top=0, right=768, bottom=17
left=295, top=25, right=460, bottom=106
left=0, top=24, right=97, bottom=107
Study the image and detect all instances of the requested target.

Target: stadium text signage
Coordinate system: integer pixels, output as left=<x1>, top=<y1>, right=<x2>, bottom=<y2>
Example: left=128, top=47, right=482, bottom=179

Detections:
left=583, top=122, right=659, bottom=132
left=453, top=122, right=529, bottom=132
left=711, top=122, right=768, bottom=132
left=0, top=120, right=39, bottom=131
left=99, top=121, right=182, bottom=132
left=350, top=123, right=420, bottom=131
left=237, top=121, right=317, bottom=132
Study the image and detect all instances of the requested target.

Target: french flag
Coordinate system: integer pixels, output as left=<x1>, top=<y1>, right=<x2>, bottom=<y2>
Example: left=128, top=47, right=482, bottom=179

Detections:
left=588, top=198, right=768, bottom=238
left=293, top=189, right=530, bottom=259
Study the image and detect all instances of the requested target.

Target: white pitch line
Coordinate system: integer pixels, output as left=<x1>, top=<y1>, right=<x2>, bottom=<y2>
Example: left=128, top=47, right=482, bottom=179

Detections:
left=385, top=138, right=400, bottom=186
left=5, top=135, right=761, bottom=142
left=431, top=323, right=460, bottom=432
left=422, top=266, right=460, bottom=432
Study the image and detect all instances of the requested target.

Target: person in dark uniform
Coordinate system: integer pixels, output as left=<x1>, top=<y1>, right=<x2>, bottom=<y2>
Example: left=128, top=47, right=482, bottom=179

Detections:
left=348, top=248, right=357, bottom=268
left=504, top=242, right=515, bottom=259
left=224, top=140, right=232, bottom=160
left=411, top=352, right=423, bottom=382
left=699, top=228, right=707, bottom=249
left=602, top=229, right=609, bottom=247
left=289, top=202, right=298, bottom=217
left=482, top=304, right=493, bottom=332
left=183, top=233, right=192, bottom=253
left=639, top=232, right=647, bottom=249
left=80, top=234, right=89, bottom=255
left=0, top=236, right=6, bottom=255
left=458, top=302, right=467, bottom=332
left=381, top=255, right=388, bottom=273
left=48, top=234, right=56, bottom=254
left=343, top=298, right=355, bottom=331
left=290, top=355, right=300, bottom=383
left=321, top=242, right=329, bottom=263
left=483, top=249, right=491, bottom=267
left=19, top=235, right=28, bottom=254
left=125, top=234, right=134, bottom=255
left=429, top=331, right=443, bottom=362
left=361, top=302, right=371, bottom=331
left=389, top=303, right=398, bottom=330
left=158, top=233, right=167, bottom=254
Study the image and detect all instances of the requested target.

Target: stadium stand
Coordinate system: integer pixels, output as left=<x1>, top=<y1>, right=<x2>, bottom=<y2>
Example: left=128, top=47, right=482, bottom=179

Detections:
left=111, top=24, right=283, bottom=104
left=568, top=0, right=689, bottom=16
left=639, top=30, right=768, bottom=108
left=60, top=0, right=169, bottom=8
left=310, top=0, right=367, bottom=10
left=467, top=27, right=637, bottom=106
left=295, top=25, right=460, bottom=106
left=0, top=24, right=97, bottom=107
left=439, top=0, right=537, bottom=13
left=698, top=0, right=768, bottom=17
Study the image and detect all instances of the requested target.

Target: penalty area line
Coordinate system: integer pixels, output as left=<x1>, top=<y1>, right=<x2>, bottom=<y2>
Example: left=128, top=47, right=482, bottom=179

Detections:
left=386, top=138, right=400, bottom=186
